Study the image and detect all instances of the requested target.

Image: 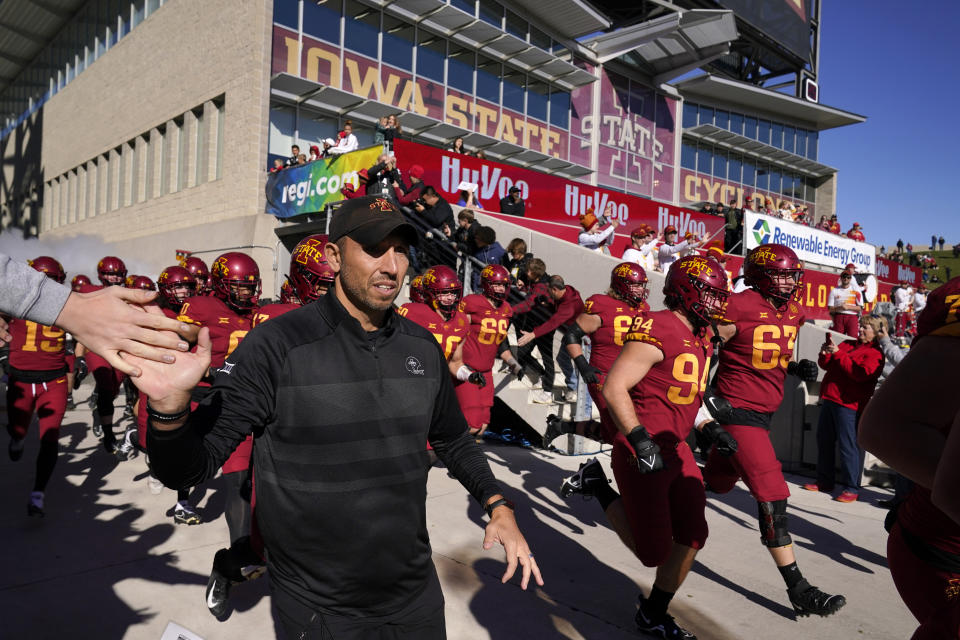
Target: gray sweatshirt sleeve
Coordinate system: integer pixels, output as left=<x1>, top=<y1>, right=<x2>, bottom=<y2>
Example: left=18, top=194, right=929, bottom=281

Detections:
left=878, top=336, right=907, bottom=367
left=0, top=253, right=71, bottom=325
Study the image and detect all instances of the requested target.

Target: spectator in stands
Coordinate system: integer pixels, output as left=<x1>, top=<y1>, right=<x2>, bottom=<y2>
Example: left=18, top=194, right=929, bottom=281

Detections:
left=847, top=223, right=865, bottom=242
left=384, top=114, right=402, bottom=151
left=724, top=199, right=742, bottom=253
left=829, top=215, right=841, bottom=234
left=475, top=150, right=488, bottom=159
left=514, top=275, right=584, bottom=404
left=414, top=186, right=456, bottom=266
left=270, top=158, right=284, bottom=173
left=931, top=234, right=938, bottom=250
left=906, top=242, right=914, bottom=256
left=321, top=137, right=336, bottom=159
left=577, top=206, right=619, bottom=254
left=499, top=186, right=525, bottom=217
left=939, top=235, right=946, bottom=251
left=308, top=145, right=321, bottom=162
left=453, top=209, right=479, bottom=256
left=622, top=225, right=658, bottom=272
left=341, top=169, right=369, bottom=200
left=816, top=215, right=829, bottom=231
left=658, top=224, right=698, bottom=272
left=366, top=153, right=400, bottom=197
left=743, top=196, right=756, bottom=214
left=897, top=238, right=905, bottom=253
left=449, top=137, right=466, bottom=154
left=286, top=144, right=300, bottom=167
left=297, top=153, right=308, bottom=165
left=457, top=183, right=485, bottom=210
left=914, top=283, right=928, bottom=315
left=328, top=120, right=358, bottom=156
left=393, top=164, right=425, bottom=210
left=702, top=203, right=714, bottom=215
left=828, top=271, right=863, bottom=337
left=375, top=116, right=388, bottom=146
left=501, top=239, right=532, bottom=289
left=471, top=227, right=506, bottom=290
left=805, top=316, right=885, bottom=502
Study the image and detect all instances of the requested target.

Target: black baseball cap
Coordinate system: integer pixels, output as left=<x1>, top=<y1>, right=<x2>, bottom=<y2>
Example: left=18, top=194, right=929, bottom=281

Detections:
left=329, top=196, right=420, bottom=247
left=508, top=186, right=520, bottom=193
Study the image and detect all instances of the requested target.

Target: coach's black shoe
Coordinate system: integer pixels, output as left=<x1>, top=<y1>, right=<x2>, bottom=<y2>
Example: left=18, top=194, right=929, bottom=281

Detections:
left=787, top=579, right=846, bottom=617
left=206, top=548, right=234, bottom=619
left=635, top=596, right=696, bottom=639
left=559, top=457, right=610, bottom=498
left=8, top=437, right=24, bottom=462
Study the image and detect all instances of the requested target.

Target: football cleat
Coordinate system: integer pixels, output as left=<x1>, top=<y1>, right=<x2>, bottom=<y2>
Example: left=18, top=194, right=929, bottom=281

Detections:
left=543, top=414, right=565, bottom=447
left=636, top=595, right=696, bottom=639
left=8, top=438, right=24, bottom=462
left=115, top=429, right=139, bottom=461
left=787, top=580, right=846, bottom=617
left=205, top=548, right=235, bottom=618
left=92, top=419, right=103, bottom=439
left=174, top=503, right=203, bottom=525
left=559, top=458, right=611, bottom=499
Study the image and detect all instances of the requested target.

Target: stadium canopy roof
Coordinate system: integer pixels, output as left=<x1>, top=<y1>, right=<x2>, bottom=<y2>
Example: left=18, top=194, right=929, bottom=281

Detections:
left=269, top=72, right=593, bottom=177
left=676, top=74, right=867, bottom=132
left=0, top=0, right=86, bottom=94
left=504, top=0, right=611, bottom=40
left=578, top=9, right=737, bottom=85
left=359, top=0, right=596, bottom=90
left=684, top=123, right=836, bottom=178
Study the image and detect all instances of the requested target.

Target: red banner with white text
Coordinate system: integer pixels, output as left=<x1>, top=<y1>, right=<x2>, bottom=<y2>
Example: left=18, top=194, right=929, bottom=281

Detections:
left=875, top=256, right=922, bottom=286
left=393, top=139, right=725, bottom=256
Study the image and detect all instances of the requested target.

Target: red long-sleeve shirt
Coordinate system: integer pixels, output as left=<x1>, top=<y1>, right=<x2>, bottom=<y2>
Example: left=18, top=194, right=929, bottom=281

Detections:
left=818, top=338, right=883, bottom=410
left=513, top=284, right=584, bottom=338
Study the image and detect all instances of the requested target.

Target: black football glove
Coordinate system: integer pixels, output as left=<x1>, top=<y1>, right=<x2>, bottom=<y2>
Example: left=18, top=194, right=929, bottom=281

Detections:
left=573, top=355, right=601, bottom=385
left=506, top=359, right=524, bottom=381
left=700, top=421, right=738, bottom=457
left=468, top=369, right=486, bottom=388
left=702, top=388, right=733, bottom=423
left=74, top=356, right=88, bottom=389
left=626, top=426, right=665, bottom=473
left=787, top=358, right=819, bottom=382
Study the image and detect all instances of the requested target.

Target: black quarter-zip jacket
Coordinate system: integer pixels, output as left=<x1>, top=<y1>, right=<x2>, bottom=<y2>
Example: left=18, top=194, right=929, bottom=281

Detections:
left=148, top=291, right=504, bottom=616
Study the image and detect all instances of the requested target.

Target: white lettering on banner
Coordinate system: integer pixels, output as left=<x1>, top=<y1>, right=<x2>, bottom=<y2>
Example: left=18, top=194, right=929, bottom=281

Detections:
left=899, top=264, right=918, bottom=284
left=746, top=211, right=876, bottom=273
left=657, top=206, right=706, bottom=238
left=562, top=184, right=630, bottom=223
left=441, top=156, right=534, bottom=202
left=279, top=171, right=359, bottom=206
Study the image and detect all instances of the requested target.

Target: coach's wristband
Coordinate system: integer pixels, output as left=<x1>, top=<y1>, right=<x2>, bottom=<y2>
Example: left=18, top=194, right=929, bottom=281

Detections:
left=146, top=402, right=190, bottom=423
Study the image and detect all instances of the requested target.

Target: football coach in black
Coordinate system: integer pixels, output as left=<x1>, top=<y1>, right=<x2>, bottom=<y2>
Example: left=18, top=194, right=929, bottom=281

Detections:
left=130, top=195, right=542, bottom=639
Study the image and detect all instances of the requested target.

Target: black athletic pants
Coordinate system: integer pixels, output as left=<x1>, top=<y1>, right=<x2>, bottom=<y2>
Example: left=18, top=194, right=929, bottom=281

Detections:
left=271, top=566, right=446, bottom=640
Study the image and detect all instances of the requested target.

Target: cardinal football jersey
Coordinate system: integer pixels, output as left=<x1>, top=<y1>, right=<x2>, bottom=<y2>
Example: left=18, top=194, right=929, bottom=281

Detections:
left=915, top=276, right=960, bottom=339
left=7, top=318, right=66, bottom=371
left=252, top=303, right=301, bottom=327
left=178, top=295, right=253, bottom=369
left=582, top=294, right=648, bottom=374
left=398, top=303, right=470, bottom=361
left=715, top=288, right=805, bottom=414
left=458, top=294, right=512, bottom=372
left=623, top=309, right=712, bottom=444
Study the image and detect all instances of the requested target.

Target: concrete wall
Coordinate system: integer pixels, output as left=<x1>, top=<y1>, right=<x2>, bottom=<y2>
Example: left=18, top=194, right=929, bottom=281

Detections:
left=36, top=0, right=279, bottom=291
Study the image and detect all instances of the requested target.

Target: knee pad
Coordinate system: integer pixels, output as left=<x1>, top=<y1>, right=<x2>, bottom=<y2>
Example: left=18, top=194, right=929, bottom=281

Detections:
left=758, top=499, right=792, bottom=547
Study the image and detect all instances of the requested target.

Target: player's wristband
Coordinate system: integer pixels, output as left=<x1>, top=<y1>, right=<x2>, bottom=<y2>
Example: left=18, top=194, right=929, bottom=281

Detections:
left=146, top=402, right=190, bottom=423
left=456, top=365, right=475, bottom=382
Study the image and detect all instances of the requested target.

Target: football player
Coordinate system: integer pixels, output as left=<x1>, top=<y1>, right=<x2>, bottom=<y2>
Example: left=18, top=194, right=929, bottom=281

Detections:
left=397, top=265, right=471, bottom=363
left=409, top=273, right=426, bottom=304
left=562, top=256, right=735, bottom=640
left=278, top=278, right=295, bottom=304
left=6, top=257, right=70, bottom=517
left=70, top=274, right=92, bottom=292
left=551, top=262, right=649, bottom=446
left=64, top=274, right=91, bottom=410
left=184, top=256, right=212, bottom=295
left=74, top=256, right=129, bottom=455
left=449, top=264, right=520, bottom=438
left=860, top=275, right=960, bottom=640
left=701, top=244, right=844, bottom=617
left=127, top=275, right=156, bottom=290
left=129, top=266, right=203, bottom=524
left=177, top=252, right=262, bottom=615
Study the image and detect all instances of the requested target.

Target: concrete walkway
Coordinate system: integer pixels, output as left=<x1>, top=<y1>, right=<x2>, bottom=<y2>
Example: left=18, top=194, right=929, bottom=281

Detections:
left=0, top=382, right=915, bottom=639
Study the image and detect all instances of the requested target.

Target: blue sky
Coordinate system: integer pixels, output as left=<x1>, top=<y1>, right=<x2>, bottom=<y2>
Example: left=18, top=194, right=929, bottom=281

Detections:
left=817, top=2, right=959, bottom=251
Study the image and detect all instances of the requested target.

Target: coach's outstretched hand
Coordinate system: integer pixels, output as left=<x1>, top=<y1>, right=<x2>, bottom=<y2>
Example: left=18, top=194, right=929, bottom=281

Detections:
left=121, top=309, right=211, bottom=421
left=483, top=503, right=544, bottom=591
left=56, top=287, right=192, bottom=376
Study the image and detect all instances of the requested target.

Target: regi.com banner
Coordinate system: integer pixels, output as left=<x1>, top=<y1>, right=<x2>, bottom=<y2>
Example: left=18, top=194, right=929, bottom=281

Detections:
left=745, top=211, right=876, bottom=273
left=265, top=146, right=383, bottom=218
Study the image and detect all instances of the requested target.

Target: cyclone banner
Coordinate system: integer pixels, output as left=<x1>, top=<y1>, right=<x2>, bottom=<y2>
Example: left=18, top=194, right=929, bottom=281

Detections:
left=265, top=146, right=382, bottom=218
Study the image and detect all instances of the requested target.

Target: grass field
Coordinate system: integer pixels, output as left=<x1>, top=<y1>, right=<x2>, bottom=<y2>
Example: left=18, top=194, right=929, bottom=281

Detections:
left=885, top=248, right=958, bottom=289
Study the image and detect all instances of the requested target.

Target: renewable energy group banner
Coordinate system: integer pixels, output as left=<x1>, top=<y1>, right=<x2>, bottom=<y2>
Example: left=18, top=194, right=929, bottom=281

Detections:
left=265, top=146, right=382, bottom=218
left=745, top=211, right=877, bottom=273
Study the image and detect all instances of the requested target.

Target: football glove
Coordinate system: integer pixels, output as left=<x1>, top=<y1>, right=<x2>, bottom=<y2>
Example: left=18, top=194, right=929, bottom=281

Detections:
left=626, top=426, right=665, bottom=473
